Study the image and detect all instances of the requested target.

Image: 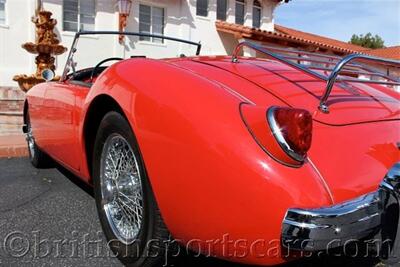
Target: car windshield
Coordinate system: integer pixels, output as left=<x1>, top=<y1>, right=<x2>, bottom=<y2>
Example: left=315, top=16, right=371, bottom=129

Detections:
left=61, top=31, right=201, bottom=81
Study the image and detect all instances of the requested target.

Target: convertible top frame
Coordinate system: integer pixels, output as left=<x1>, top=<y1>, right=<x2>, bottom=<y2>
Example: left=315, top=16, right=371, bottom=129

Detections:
left=232, top=41, right=400, bottom=113
left=61, top=31, right=202, bottom=82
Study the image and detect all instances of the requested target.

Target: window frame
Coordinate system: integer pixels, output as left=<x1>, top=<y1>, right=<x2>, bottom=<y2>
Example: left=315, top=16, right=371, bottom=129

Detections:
left=0, top=0, right=6, bottom=26
left=235, top=0, right=245, bottom=25
left=63, top=0, right=96, bottom=32
left=196, top=0, right=209, bottom=17
left=252, top=0, right=261, bottom=28
left=216, top=0, right=228, bottom=21
left=139, top=3, right=166, bottom=44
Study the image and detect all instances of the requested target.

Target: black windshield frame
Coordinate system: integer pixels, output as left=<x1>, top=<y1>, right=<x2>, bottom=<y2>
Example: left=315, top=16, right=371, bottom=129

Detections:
left=61, top=31, right=202, bottom=81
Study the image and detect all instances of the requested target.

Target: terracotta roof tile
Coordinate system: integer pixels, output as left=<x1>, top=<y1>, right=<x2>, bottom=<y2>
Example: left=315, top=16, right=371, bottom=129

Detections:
left=215, top=21, right=366, bottom=54
left=216, top=21, right=400, bottom=61
left=274, top=24, right=366, bottom=53
left=364, top=46, right=400, bottom=60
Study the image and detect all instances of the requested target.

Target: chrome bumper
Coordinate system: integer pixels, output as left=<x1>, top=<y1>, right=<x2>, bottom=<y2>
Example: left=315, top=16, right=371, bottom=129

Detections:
left=282, top=163, right=400, bottom=261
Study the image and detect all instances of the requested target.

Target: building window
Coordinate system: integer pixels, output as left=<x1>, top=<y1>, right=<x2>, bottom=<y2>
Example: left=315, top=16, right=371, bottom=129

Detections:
left=0, top=0, right=5, bottom=25
left=139, top=4, right=165, bottom=43
left=217, top=0, right=228, bottom=21
left=63, top=0, right=96, bottom=32
left=253, top=0, right=261, bottom=28
left=196, top=0, right=208, bottom=17
left=235, top=0, right=245, bottom=25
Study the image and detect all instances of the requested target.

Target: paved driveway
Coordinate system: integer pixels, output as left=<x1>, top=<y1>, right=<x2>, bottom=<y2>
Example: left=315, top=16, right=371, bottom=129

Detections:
left=0, top=158, right=386, bottom=266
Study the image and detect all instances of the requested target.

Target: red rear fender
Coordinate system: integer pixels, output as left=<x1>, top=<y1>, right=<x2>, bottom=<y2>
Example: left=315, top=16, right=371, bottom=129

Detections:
left=83, top=58, right=334, bottom=265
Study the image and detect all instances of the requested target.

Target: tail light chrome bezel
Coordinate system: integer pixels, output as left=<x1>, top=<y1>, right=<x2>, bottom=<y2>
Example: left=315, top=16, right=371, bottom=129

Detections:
left=267, top=106, right=311, bottom=163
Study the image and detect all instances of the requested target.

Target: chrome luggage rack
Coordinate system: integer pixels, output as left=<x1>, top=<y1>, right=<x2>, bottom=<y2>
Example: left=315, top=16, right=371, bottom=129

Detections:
left=232, top=42, right=400, bottom=113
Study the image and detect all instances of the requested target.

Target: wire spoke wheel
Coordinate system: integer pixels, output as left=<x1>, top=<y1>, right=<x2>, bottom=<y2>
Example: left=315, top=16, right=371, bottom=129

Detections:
left=26, top=122, right=35, bottom=159
left=25, top=111, right=52, bottom=168
left=100, top=134, right=144, bottom=244
left=93, top=112, right=170, bottom=265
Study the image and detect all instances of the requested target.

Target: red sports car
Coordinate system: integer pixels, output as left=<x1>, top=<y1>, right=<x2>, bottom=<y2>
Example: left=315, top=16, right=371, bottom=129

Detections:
left=24, top=31, right=400, bottom=266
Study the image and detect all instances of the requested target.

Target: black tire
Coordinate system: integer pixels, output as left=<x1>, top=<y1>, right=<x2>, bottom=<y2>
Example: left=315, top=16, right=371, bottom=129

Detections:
left=93, top=111, right=171, bottom=267
left=25, top=111, right=53, bottom=168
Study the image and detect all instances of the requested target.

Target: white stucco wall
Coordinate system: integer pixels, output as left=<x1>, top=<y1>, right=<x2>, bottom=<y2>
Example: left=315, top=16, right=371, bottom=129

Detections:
left=0, top=0, right=278, bottom=87
left=0, top=0, right=36, bottom=87
left=44, top=0, right=119, bottom=71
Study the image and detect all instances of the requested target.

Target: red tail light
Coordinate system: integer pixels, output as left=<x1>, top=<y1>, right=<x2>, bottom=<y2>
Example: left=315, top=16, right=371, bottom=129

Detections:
left=267, top=107, right=313, bottom=162
left=240, top=105, right=313, bottom=166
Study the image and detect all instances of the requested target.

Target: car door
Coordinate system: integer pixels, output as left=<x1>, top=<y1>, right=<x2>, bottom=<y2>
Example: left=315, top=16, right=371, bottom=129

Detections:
left=43, top=81, right=89, bottom=172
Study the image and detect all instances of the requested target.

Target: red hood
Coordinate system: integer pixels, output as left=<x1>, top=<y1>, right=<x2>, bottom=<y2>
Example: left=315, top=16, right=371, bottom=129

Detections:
left=176, top=57, right=400, bottom=126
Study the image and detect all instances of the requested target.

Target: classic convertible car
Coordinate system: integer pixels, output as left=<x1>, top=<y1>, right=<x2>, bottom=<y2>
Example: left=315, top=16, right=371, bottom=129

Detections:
left=24, top=31, right=400, bottom=266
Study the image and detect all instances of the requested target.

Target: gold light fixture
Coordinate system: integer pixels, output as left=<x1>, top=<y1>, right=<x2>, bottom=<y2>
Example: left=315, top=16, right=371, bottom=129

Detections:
left=116, top=0, right=132, bottom=43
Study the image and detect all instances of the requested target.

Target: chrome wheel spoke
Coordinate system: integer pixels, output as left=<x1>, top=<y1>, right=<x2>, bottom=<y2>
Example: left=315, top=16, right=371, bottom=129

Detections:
left=26, top=123, right=35, bottom=158
left=100, top=134, right=144, bottom=244
left=118, top=193, right=143, bottom=221
left=117, top=199, right=142, bottom=227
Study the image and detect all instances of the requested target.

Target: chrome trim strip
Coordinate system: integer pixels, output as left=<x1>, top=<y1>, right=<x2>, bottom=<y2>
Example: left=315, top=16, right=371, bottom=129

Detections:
left=282, top=191, right=382, bottom=251
left=282, top=162, right=400, bottom=256
left=381, top=180, right=395, bottom=191
left=283, top=219, right=330, bottom=230
left=307, top=158, right=335, bottom=204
